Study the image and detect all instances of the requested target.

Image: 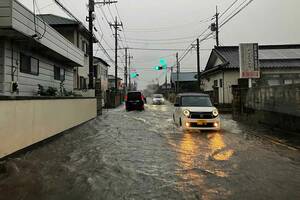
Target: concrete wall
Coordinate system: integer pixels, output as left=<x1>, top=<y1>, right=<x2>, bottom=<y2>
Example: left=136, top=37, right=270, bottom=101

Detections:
left=245, top=84, right=300, bottom=117
left=0, top=98, right=96, bottom=158
left=232, top=84, right=300, bottom=133
left=0, top=39, right=74, bottom=96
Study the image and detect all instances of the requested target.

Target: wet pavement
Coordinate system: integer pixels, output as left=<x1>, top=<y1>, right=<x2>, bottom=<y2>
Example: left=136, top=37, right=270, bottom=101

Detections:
left=0, top=101, right=300, bottom=200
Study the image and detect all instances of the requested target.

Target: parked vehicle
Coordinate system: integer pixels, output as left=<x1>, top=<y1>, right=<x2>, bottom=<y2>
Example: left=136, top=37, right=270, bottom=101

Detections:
left=173, top=93, right=220, bottom=131
left=152, top=94, right=165, bottom=105
left=125, top=91, right=145, bottom=111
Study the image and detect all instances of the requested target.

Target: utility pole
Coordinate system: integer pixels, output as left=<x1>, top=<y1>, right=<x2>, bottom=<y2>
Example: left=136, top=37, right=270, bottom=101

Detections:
left=88, top=0, right=94, bottom=89
left=215, top=6, right=219, bottom=47
left=109, top=17, right=123, bottom=92
left=176, top=53, right=180, bottom=94
left=196, top=38, right=201, bottom=91
left=124, top=48, right=128, bottom=89
left=128, top=54, right=133, bottom=90
left=88, top=0, right=117, bottom=89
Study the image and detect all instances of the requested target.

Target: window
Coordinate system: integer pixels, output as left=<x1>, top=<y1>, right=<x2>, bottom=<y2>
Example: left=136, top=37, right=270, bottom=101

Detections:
left=54, top=66, right=65, bottom=81
left=219, top=79, right=223, bottom=88
left=82, top=40, right=88, bottom=56
left=20, top=53, right=39, bottom=75
left=79, top=76, right=87, bottom=89
left=213, top=80, right=218, bottom=87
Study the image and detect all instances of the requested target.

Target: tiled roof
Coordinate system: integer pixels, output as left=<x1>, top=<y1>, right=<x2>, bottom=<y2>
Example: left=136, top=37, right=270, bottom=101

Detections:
left=38, top=14, right=78, bottom=25
left=206, top=44, right=300, bottom=71
left=94, top=56, right=110, bottom=67
left=171, top=72, right=198, bottom=82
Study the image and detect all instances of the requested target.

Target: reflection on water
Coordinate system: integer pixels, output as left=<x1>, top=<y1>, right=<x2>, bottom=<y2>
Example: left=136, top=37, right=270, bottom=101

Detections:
left=147, top=104, right=168, bottom=112
left=177, top=132, right=207, bottom=197
left=207, top=132, right=234, bottom=161
left=175, top=131, right=233, bottom=198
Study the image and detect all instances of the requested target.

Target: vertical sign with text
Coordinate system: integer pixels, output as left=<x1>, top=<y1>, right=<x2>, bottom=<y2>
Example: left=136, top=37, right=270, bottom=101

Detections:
left=239, top=43, right=260, bottom=79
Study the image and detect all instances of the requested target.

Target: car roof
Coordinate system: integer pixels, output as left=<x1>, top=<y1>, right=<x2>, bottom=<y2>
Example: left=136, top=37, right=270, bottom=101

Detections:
left=177, top=93, right=209, bottom=97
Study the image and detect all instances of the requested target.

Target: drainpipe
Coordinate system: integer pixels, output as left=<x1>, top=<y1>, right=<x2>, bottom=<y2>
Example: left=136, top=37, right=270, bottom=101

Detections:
left=11, top=40, right=18, bottom=94
left=11, top=40, right=14, bottom=82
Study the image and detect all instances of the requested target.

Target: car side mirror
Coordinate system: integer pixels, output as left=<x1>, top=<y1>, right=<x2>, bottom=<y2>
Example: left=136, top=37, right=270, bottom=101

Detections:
left=174, top=103, right=180, bottom=107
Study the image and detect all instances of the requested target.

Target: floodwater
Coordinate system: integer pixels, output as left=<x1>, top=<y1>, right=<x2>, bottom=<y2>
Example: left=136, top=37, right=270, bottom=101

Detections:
left=0, top=101, right=300, bottom=200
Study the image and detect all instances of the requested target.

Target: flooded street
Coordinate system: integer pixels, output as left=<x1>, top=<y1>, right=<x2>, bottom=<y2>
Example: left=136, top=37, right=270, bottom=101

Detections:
left=1, top=102, right=300, bottom=200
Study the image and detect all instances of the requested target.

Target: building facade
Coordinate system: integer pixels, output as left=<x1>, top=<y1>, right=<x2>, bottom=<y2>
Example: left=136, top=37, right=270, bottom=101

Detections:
left=108, top=75, right=123, bottom=90
left=94, top=56, right=109, bottom=105
left=170, top=72, right=199, bottom=92
left=0, top=1, right=84, bottom=96
left=38, top=14, right=97, bottom=95
left=201, top=45, right=300, bottom=105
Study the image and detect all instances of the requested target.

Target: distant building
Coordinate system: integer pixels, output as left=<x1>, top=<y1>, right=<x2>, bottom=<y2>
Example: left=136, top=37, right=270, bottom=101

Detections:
left=94, top=56, right=109, bottom=105
left=108, top=75, right=123, bottom=90
left=201, top=44, right=300, bottom=105
left=170, top=72, right=199, bottom=92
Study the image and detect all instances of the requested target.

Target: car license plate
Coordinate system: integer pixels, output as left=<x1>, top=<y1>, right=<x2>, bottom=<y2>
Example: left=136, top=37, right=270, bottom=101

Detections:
left=197, top=120, right=207, bottom=125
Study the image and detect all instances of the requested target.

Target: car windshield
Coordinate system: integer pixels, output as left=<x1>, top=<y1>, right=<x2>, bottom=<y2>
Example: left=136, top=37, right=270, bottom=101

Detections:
left=181, top=96, right=212, bottom=107
left=153, top=94, right=163, bottom=98
left=127, top=92, right=141, bottom=100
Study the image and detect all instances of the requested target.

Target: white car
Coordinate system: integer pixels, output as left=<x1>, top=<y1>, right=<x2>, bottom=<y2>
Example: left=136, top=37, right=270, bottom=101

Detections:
left=173, top=93, right=220, bottom=131
left=152, top=94, right=165, bottom=105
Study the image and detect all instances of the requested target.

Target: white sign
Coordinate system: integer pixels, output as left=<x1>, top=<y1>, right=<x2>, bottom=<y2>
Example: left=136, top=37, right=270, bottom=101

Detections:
left=239, top=43, right=260, bottom=79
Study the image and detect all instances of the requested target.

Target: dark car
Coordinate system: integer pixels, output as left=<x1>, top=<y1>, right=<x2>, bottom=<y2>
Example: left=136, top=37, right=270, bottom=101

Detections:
left=125, top=91, right=145, bottom=111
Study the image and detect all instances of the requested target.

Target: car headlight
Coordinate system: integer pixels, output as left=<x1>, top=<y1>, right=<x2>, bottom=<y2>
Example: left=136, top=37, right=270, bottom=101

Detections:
left=212, top=108, right=219, bottom=117
left=183, top=110, right=190, bottom=117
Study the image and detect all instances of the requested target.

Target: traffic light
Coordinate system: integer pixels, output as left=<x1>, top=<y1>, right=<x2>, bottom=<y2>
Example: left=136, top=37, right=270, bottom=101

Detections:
left=130, top=72, right=139, bottom=78
left=160, top=59, right=167, bottom=68
left=154, top=66, right=163, bottom=70
left=154, top=59, right=168, bottom=70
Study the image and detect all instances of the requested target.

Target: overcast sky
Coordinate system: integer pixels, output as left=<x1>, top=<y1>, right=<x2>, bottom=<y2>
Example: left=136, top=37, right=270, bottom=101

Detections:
left=20, top=0, right=300, bottom=89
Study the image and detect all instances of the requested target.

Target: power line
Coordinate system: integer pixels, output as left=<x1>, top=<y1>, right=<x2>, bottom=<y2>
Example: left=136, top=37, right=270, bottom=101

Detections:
left=219, top=0, right=240, bottom=18
left=220, top=0, right=254, bottom=28
left=125, top=17, right=212, bottom=32
left=119, top=35, right=201, bottom=42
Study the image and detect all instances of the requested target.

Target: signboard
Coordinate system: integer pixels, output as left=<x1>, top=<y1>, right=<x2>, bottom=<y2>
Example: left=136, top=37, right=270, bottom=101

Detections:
left=239, top=43, right=260, bottom=79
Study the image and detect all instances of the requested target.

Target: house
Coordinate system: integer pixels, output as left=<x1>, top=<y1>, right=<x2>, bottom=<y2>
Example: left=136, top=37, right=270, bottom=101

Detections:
left=170, top=72, right=199, bottom=92
left=94, top=56, right=109, bottom=105
left=0, top=2, right=85, bottom=96
left=108, top=75, right=123, bottom=90
left=201, top=44, right=300, bottom=105
left=38, top=14, right=97, bottom=95
left=0, top=0, right=96, bottom=159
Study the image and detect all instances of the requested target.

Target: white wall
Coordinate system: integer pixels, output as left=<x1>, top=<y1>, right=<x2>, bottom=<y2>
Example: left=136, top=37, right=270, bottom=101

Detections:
left=202, top=70, right=239, bottom=104
left=0, top=98, right=97, bottom=158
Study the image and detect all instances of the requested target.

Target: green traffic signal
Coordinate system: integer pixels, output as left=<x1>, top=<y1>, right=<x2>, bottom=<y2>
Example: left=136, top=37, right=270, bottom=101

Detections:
left=154, top=66, right=162, bottom=70
left=130, top=72, right=139, bottom=78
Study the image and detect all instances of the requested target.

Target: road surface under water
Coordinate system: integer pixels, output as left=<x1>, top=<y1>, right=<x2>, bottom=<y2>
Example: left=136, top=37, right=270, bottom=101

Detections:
left=0, top=102, right=299, bottom=200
